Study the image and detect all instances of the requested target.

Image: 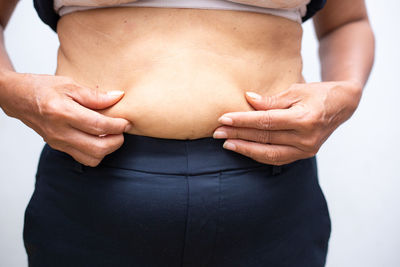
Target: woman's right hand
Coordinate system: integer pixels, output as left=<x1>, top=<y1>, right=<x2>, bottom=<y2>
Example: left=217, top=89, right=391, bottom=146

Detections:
left=0, top=71, right=132, bottom=167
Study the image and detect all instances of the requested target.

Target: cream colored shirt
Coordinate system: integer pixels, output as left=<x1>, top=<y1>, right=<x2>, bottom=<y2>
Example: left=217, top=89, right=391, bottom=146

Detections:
left=54, top=0, right=311, bottom=23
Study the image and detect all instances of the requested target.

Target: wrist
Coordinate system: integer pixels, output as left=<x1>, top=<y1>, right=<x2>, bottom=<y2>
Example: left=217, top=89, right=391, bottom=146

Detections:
left=332, top=79, right=363, bottom=120
left=323, top=79, right=363, bottom=102
left=341, top=79, right=363, bottom=96
left=0, top=70, right=26, bottom=116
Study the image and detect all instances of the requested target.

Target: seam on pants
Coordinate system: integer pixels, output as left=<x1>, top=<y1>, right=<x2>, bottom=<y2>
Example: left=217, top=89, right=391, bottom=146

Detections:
left=207, top=170, right=222, bottom=266
left=181, top=141, right=190, bottom=267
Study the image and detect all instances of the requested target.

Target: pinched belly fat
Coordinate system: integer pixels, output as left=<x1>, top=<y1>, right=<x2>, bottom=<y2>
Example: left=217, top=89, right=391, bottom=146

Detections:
left=55, top=7, right=305, bottom=139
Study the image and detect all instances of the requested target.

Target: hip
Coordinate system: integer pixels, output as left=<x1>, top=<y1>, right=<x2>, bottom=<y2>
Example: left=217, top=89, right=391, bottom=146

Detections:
left=24, top=134, right=331, bottom=266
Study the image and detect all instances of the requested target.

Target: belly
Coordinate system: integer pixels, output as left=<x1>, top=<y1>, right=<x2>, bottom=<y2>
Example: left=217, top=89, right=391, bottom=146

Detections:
left=55, top=7, right=304, bottom=139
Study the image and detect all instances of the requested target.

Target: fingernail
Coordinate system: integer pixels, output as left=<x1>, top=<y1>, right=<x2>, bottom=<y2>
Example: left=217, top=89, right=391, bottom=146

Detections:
left=246, top=91, right=261, bottom=100
left=107, top=90, right=125, bottom=97
left=213, top=131, right=227, bottom=139
left=223, top=141, right=236, bottom=151
left=218, top=116, right=233, bottom=125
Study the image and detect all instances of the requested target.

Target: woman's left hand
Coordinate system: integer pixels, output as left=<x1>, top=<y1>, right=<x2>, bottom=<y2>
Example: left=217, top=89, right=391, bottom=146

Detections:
left=213, top=80, right=362, bottom=165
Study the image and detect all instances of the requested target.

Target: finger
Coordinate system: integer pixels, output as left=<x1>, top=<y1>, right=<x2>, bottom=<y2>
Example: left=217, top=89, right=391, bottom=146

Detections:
left=218, top=109, right=298, bottom=131
left=213, top=126, right=300, bottom=146
left=60, top=145, right=103, bottom=167
left=245, top=89, right=299, bottom=111
left=57, top=128, right=125, bottom=159
left=66, top=100, right=131, bottom=135
left=65, top=81, right=126, bottom=110
left=72, top=132, right=125, bottom=159
left=221, top=138, right=311, bottom=165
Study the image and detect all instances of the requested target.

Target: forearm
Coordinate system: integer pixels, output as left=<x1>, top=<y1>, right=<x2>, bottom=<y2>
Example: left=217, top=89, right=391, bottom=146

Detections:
left=0, top=0, right=21, bottom=110
left=0, top=26, right=14, bottom=72
left=0, top=26, right=19, bottom=111
left=318, top=18, right=375, bottom=91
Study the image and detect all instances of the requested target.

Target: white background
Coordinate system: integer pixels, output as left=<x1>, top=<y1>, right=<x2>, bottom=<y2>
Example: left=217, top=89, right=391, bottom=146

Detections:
left=1, top=0, right=399, bottom=266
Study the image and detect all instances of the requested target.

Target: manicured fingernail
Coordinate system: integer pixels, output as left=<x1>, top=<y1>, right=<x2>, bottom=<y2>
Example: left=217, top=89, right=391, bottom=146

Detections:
left=223, top=141, right=236, bottom=151
left=107, top=90, right=125, bottom=96
left=218, top=116, right=233, bottom=125
left=213, top=131, right=228, bottom=139
left=246, top=91, right=261, bottom=100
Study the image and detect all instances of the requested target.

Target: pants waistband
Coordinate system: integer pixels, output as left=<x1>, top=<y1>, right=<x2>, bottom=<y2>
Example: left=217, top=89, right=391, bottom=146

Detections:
left=99, top=134, right=274, bottom=176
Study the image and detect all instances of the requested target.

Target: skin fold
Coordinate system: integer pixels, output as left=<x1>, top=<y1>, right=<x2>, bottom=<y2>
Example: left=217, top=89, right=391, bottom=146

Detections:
left=0, top=0, right=374, bottom=166
left=55, top=7, right=304, bottom=139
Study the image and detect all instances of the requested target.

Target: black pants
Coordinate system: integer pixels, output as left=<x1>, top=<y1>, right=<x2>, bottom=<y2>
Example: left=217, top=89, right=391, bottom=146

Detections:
left=23, top=134, right=331, bottom=267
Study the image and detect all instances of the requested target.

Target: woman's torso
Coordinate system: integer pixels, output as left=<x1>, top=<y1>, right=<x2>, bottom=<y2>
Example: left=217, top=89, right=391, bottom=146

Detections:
left=55, top=6, right=304, bottom=139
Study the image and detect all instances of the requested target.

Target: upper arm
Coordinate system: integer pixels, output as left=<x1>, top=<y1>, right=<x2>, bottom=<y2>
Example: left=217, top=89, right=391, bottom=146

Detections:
left=312, top=0, right=369, bottom=40
left=0, top=0, right=19, bottom=29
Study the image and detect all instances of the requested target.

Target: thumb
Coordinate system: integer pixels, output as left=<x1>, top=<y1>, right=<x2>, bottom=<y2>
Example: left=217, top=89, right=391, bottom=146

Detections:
left=245, top=91, right=293, bottom=111
left=70, top=86, right=125, bottom=110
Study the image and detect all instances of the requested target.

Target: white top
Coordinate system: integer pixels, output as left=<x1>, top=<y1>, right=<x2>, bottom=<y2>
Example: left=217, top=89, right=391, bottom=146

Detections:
left=54, top=0, right=311, bottom=23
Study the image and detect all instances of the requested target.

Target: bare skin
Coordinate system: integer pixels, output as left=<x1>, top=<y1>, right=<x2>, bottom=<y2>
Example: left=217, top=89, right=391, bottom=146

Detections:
left=213, top=0, right=375, bottom=165
left=0, top=0, right=374, bottom=166
left=55, top=7, right=304, bottom=139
